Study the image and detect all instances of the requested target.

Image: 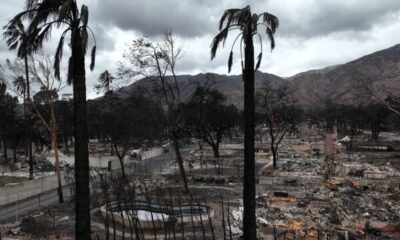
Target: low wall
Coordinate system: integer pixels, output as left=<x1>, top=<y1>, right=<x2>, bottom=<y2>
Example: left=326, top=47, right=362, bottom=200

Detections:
left=0, top=148, right=166, bottom=206
left=89, top=155, right=120, bottom=168
left=0, top=173, right=70, bottom=206
left=141, top=148, right=163, bottom=160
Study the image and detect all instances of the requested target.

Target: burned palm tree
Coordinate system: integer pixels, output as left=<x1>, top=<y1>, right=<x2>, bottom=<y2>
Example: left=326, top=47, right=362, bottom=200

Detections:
left=210, top=5, right=278, bottom=239
left=94, top=70, right=114, bottom=94
left=3, top=19, right=34, bottom=179
left=13, top=76, right=26, bottom=97
left=4, top=0, right=97, bottom=239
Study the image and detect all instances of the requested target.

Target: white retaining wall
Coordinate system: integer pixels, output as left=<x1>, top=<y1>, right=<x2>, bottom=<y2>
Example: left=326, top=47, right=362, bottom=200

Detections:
left=141, top=148, right=163, bottom=160
left=0, top=173, right=70, bottom=206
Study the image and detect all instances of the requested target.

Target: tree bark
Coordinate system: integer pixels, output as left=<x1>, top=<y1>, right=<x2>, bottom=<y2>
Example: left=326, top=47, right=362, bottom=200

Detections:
left=25, top=55, right=34, bottom=180
left=13, top=140, right=17, bottom=163
left=3, top=138, right=7, bottom=160
left=113, top=143, right=126, bottom=179
left=22, top=82, right=27, bottom=162
left=271, top=145, right=277, bottom=169
left=172, top=131, right=189, bottom=193
left=211, top=143, right=220, bottom=158
left=269, top=121, right=278, bottom=169
left=50, top=102, right=64, bottom=203
left=52, top=129, right=64, bottom=203
left=72, top=29, right=91, bottom=240
left=242, top=27, right=256, bottom=239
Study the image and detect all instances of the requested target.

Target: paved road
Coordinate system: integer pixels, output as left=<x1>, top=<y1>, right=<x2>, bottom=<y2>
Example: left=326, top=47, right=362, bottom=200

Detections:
left=0, top=145, right=196, bottom=224
left=0, top=187, right=73, bottom=224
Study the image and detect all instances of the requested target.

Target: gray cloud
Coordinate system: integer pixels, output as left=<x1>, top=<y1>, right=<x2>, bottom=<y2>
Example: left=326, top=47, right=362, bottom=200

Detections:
left=1, top=0, right=400, bottom=98
left=261, top=0, right=400, bottom=38
left=91, top=24, right=117, bottom=51
left=91, top=0, right=234, bottom=38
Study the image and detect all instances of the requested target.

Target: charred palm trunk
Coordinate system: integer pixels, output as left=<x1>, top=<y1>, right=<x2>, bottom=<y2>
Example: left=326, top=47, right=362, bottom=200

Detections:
left=72, top=28, right=91, bottom=240
left=242, top=27, right=256, bottom=239
left=25, top=55, right=34, bottom=180
left=22, top=82, right=27, bottom=160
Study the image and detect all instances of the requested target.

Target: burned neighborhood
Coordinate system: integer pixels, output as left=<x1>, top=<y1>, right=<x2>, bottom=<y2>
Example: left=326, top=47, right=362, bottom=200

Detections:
left=1, top=1, right=400, bottom=239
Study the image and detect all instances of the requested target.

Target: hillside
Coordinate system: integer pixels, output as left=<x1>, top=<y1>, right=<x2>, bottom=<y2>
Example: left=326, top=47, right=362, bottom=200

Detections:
left=288, top=44, right=400, bottom=107
left=113, top=44, right=400, bottom=108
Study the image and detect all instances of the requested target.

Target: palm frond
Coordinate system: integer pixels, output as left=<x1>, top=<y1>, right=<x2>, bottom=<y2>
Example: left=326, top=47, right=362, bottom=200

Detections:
left=3, top=18, right=29, bottom=57
left=67, top=57, right=73, bottom=85
left=58, top=0, right=72, bottom=25
left=211, top=5, right=279, bottom=74
left=13, top=76, right=26, bottom=95
left=251, top=13, right=259, bottom=32
left=9, top=42, right=19, bottom=51
left=266, top=28, right=275, bottom=50
left=210, top=28, right=229, bottom=60
left=34, top=23, right=52, bottom=50
left=262, top=12, right=279, bottom=33
left=255, top=52, right=262, bottom=71
left=219, top=8, right=241, bottom=30
left=54, top=35, right=64, bottom=80
left=90, top=45, right=96, bottom=71
left=81, top=27, right=88, bottom=51
left=81, top=4, right=89, bottom=26
left=238, top=6, right=251, bottom=25
left=228, top=51, right=233, bottom=73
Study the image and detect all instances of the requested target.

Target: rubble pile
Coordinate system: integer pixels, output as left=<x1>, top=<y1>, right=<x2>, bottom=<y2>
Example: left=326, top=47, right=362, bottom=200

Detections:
left=255, top=128, right=400, bottom=239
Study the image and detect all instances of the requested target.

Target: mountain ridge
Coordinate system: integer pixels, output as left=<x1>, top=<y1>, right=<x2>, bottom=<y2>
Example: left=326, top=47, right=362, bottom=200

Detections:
left=111, top=43, right=400, bottom=109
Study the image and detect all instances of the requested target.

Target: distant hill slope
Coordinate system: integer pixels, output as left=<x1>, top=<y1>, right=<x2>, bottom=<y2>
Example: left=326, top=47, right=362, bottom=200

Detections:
left=287, top=44, right=400, bottom=107
left=115, top=71, right=285, bottom=109
left=111, top=44, right=400, bottom=109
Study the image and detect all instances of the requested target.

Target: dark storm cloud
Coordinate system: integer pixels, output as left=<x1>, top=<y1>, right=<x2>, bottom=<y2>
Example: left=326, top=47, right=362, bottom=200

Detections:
left=91, top=0, right=230, bottom=38
left=1, top=0, right=400, bottom=92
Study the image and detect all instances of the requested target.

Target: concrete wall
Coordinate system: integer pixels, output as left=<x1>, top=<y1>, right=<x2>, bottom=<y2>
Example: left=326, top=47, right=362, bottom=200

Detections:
left=0, top=173, right=70, bottom=206
left=141, top=147, right=163, bottom=160
left=0, top=148, right=165, bottom=206
left=89, top=155, right=119, bottom=168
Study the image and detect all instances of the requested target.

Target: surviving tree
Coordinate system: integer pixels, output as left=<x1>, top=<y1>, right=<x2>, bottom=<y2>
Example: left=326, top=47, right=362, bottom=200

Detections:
left=3, top=19, right=34, bottom=179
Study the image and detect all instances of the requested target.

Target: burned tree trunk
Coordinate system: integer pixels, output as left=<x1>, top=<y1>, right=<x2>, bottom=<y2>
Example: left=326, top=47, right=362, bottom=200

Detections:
left=113, top=143, right=126, bottom=179
left=172, top=131, right=189, bottom=193
left=71, top=27, right=91, bottom=240
left=242, top=23, right=256, bottom=240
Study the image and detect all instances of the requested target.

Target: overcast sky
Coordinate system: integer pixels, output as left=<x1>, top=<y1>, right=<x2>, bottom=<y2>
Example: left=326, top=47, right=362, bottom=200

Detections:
left=1, top=0, right=400, bottom=98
